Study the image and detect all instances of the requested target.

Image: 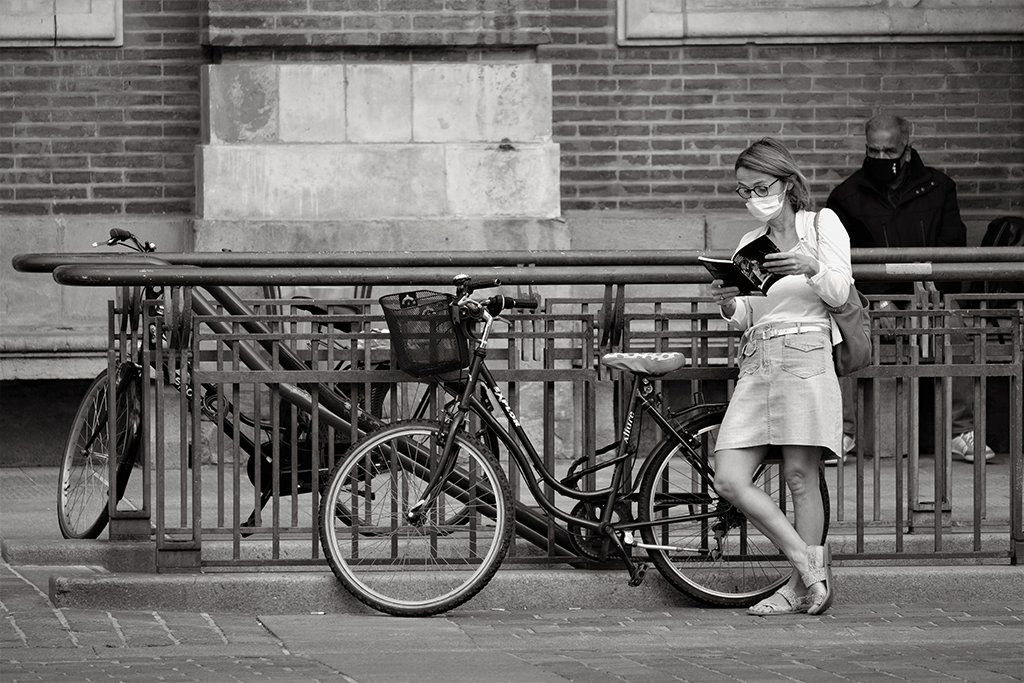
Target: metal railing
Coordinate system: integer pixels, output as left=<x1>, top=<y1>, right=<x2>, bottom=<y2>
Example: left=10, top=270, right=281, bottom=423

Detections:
left=12, top=248, right=1024, bottom=569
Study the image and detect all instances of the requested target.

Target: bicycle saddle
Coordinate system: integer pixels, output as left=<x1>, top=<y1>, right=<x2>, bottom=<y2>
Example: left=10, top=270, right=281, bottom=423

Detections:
left=600, top=352, right=687, bottom=376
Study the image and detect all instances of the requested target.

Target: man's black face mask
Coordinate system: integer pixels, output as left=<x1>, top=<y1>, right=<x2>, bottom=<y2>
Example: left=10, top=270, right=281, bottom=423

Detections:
left=862, top=147, right=907, bottom=186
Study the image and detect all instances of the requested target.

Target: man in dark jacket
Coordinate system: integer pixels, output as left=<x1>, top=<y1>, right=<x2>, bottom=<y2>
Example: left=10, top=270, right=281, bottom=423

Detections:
left=828, top=114, right=965, bottom=296
left=827, top=113, right=993, bottom=463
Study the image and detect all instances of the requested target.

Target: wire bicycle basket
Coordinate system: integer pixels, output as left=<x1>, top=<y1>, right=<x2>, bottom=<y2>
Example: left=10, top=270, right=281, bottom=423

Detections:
left=379, top=290, right=469, bottom=378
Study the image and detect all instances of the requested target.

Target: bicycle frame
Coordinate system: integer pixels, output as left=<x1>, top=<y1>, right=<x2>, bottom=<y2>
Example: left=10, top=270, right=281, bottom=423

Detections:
left=89, top=235, right=371, bottom=449
left=158, top=284, right=386, bottom=437
left=410, top=310, right=732, bottom=567
left=98, top=272, right=391, bottom=540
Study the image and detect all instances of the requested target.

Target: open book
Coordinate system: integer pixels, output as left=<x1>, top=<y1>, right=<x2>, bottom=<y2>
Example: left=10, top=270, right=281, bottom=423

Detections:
left=698, top=234, right=783, bottom=296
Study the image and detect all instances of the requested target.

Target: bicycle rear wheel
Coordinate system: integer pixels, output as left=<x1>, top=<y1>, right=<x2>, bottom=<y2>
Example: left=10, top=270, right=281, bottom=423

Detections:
left=319, top=419, right=514, bottom=617
left=58, top=364, right=142, bottom=539
left=638, top=411, right=830, bottom=607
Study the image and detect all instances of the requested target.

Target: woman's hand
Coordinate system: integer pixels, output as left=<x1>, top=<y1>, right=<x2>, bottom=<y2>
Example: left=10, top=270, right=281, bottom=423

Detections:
left=763, top=252, right=819, bottom=278
left=710, top=279, right=741, bottom=315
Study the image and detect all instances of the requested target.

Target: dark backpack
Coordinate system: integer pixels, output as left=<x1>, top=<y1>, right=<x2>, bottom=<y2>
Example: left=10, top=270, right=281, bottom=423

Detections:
left=967, top=216, right=1024, bottom=326
left=981, top=215, right=1024, bottom=250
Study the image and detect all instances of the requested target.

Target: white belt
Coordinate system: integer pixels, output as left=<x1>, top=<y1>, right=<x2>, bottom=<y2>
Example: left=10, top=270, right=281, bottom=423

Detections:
left=748, top=323, right=831, bottom=341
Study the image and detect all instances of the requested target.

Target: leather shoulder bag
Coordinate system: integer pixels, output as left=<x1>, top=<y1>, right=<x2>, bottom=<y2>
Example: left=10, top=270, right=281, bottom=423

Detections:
left=814, top=212, right=872, bottom=376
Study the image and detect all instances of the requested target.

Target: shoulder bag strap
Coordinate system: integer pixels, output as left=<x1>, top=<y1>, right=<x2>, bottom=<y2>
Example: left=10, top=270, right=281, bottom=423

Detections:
left=812, top=210, right=821, bottom=252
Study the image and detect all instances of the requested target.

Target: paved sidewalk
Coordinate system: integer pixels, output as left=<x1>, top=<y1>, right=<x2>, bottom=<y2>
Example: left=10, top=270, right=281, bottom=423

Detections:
left=4, top=558, right=1022, bottom=683
left=3, top=466, right=1024, bottom=682
left=3, top=466, right=1021, bottom=615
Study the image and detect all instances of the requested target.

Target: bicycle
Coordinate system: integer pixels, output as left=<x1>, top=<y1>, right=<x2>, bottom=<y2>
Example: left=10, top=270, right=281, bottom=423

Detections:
left=318, top=276, right=830, bottom=616
left=57, top=230, right=390, bottom=540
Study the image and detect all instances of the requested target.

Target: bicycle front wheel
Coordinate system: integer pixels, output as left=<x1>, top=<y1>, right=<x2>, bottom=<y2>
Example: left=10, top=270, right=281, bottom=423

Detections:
left=319, top=420, right=514, bottom=617
left=58, top=364, right=142, bottom=539
left=638, top=412, right=830, bottom=607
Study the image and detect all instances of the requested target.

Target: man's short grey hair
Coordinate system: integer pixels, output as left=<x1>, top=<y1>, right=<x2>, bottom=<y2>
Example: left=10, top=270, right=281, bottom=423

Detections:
left=865, top=114, right=912, bottom=147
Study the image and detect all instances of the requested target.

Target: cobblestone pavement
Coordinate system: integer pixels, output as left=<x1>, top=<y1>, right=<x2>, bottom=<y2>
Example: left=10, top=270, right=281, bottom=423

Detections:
left=4, top=560, right=1022, bottom=683
left=1, top=561, right=351, bottom=682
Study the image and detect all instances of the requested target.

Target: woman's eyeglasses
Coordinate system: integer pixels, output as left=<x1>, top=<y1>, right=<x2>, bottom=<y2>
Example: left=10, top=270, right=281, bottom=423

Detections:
left=735, top=178, right=780, bottom=199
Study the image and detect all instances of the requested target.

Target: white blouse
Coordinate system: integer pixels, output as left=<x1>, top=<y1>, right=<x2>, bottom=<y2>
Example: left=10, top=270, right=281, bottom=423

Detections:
left=723, top=208, right=854, bottom=345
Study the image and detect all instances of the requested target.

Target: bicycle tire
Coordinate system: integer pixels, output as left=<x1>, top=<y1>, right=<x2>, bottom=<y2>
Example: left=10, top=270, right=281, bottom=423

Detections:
left=57, top=364, right=142, bottom=540
left=637, top=411, right=830, bottom=607
left=318, top=419, right=514, bottom=617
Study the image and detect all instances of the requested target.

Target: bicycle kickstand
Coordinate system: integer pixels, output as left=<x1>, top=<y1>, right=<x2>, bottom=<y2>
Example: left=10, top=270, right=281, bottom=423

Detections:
left=602, top=524, right=649, bottom=587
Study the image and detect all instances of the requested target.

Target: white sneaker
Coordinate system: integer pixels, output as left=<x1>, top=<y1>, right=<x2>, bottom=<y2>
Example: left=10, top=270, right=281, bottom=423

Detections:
left=825, top=435, right=855, bottom=466
left=951, top=431, right=995, bottom=462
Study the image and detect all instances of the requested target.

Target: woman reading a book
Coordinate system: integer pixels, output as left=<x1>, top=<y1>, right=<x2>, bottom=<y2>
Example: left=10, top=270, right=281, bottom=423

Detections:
left=710, top=137, right=853, bottom=616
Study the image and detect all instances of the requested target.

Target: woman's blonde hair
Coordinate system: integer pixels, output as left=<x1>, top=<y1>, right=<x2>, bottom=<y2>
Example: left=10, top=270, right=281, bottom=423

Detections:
left=734, top=137, right=814, bottom=212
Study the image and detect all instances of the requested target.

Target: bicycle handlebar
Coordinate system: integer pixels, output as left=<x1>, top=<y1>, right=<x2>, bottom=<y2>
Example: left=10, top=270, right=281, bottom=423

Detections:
left=453, top=293, right=539, bottom=342
left=93, top=228, right=156, bottom=253
left=454, top=273, right=502, bottom=295
left=485, top=294, right=539, bottom=315
left=451, top=274, right=538, bottom=327
left=457, top=293, right=538, bottom=319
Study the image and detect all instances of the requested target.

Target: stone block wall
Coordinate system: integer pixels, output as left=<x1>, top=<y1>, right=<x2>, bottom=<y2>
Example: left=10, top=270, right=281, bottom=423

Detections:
left=194, top=62, right=561, bottom=251
left=0, top=216, right=189, bottom=380
left=199, top=63, right=557, bottom=220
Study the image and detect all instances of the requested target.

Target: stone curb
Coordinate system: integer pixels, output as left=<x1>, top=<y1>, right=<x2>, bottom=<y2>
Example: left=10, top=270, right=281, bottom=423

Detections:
left=2, top=539, right=156, bottom=572
left=45, top=565, right=1024, bottom=615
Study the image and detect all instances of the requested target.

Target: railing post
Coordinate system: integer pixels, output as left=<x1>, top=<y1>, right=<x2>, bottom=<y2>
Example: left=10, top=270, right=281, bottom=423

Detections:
left=152, top=286, right=201, bottom=571
left=1010, top=311, right=1023, bottom=565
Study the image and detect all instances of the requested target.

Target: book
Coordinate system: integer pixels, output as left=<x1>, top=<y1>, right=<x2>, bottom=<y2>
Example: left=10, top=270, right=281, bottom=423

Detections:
left=698, top=234, right=783, bottom=296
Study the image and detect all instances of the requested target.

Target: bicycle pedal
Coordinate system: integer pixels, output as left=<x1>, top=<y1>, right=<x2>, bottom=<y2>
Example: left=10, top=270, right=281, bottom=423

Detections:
left=627, top=562, right=648, bottom=587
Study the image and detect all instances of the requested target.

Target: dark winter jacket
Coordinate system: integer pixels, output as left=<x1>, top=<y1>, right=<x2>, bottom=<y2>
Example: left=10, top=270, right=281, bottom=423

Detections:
left=826, top=148, right=966, bottom=296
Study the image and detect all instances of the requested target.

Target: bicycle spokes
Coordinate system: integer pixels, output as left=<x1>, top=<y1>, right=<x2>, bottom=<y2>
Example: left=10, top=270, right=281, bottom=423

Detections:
left=635, top=412, right=827, bottom=607
left=58, top=367, right=141, bottom=539
left=318, top=421, right=514, bottom=617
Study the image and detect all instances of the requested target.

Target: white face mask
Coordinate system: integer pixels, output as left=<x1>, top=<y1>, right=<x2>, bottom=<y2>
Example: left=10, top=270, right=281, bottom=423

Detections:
left=745, top=193, right=785, bottom=221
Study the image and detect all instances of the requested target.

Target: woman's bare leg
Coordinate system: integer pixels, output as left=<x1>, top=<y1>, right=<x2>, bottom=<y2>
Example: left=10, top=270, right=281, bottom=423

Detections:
left=714, top=445, right=826, bottom=598
left=781, top=445, right=825, bottom=596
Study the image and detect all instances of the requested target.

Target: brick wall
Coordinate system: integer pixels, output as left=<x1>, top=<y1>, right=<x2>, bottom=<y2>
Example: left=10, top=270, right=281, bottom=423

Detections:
left=204, top=0, right=551, bottom=48
left=540, top=1, right=1024, bottom=226
left=0, top=1, right=205, bottom=217
left=2, top=2, right=1021, bottom=224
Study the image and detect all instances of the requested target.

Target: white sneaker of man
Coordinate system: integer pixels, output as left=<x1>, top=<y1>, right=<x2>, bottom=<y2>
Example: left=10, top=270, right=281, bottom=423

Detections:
left=951, top=431, right=996, bottom=462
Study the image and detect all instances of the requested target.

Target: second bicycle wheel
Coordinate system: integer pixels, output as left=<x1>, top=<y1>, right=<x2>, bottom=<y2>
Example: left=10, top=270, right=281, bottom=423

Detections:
left=58, top=364, right=142, bottom=539
left=637, top=412, right=829, bottom=607
left=319, top=419, right=514, bottom=617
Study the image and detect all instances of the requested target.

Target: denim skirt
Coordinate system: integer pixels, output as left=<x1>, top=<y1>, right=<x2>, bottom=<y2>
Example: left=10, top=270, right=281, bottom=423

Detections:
left=716, top=326, right=842, bottom=460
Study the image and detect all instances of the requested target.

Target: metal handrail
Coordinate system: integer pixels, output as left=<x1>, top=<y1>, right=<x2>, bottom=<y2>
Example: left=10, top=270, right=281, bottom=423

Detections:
left=35, top=261, right=1024, bottom=288
left=11, top=253, right=173, bottom=272
left=12, top=246, right=1024, bottom=275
